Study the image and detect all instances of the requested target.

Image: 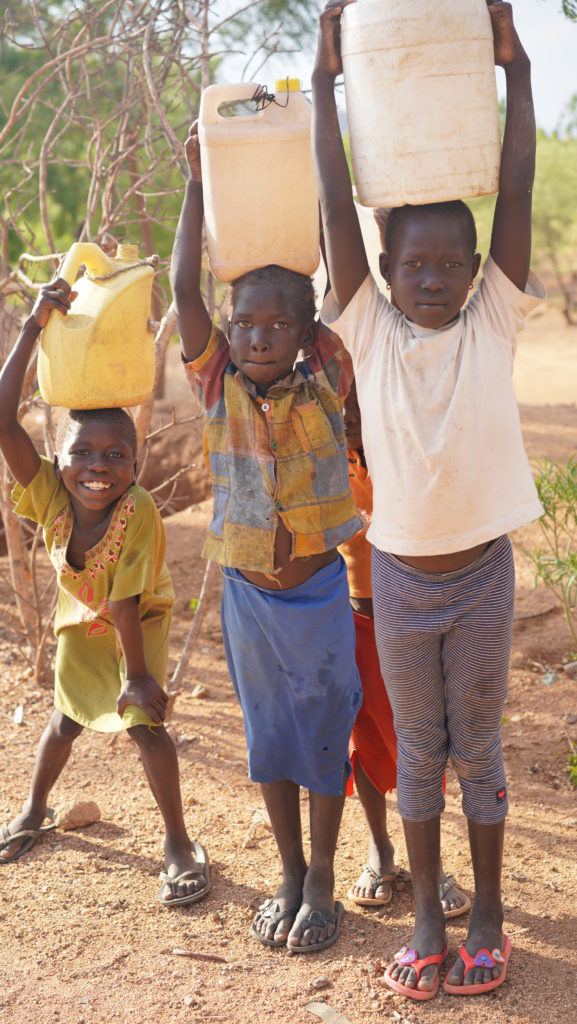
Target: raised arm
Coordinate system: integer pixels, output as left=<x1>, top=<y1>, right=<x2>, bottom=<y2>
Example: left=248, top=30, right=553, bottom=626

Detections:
left=488, top=1, right=535, bottom=290
left=312, top=1, right=369, bottom=313
left=0, top=280, right=73, bottom=488
left=170, top=121, right=213, bottom=362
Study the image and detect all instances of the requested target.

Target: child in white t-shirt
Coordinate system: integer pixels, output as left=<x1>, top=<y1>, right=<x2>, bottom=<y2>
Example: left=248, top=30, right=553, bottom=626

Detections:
left=313, top=0, right=545, bottom=1003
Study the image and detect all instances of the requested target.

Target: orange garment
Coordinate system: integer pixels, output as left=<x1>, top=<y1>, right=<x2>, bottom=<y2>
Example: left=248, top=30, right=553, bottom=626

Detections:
left=338, top=449, right=373, bottom=599
left=346, top=609, right=397, bottom=796
left=339, top=450, right=397, bottom=795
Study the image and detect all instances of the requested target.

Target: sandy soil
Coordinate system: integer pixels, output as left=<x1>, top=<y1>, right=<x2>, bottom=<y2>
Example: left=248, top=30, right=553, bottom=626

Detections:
left=0, top=306, right=576, bottom=1024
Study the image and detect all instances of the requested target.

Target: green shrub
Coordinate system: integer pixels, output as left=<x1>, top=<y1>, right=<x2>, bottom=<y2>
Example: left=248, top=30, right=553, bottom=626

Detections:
left=529, top=458, right=577, bottom=656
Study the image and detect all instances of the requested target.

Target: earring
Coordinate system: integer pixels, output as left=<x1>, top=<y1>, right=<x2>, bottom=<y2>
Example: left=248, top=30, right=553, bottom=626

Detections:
left=469, top=282, right=474, bottom=290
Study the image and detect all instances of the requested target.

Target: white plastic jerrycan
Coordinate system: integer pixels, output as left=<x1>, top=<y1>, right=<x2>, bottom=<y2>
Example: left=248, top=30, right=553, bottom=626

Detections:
left=341, top=0, right=501, bottom=207
left=199, top=79, right=320, bottom=282
left=38, top=242, right=157, bottom=409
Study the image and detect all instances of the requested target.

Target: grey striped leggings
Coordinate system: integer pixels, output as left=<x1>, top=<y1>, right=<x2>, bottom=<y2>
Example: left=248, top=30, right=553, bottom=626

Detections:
left=372, top=536, right=514, bottom=825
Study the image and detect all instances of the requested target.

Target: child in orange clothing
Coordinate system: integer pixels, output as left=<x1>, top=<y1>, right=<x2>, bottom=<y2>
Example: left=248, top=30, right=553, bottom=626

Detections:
left=339, top=380, right=470, bottom=918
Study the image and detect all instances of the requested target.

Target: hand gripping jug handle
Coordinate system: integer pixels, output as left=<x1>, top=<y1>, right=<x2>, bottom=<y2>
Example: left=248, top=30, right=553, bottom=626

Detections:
left=200, top=82, right=266, bottom=125
left=58, top=242, right=116, bottom=289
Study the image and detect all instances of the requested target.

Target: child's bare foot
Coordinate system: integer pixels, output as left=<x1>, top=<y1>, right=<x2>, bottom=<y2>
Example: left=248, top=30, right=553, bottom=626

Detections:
left=444, top=902, right=505, bottom=988
left=251, top=868, right=305, bottom=945
left=158, top=838, right=209, bottom=904
left=439, top=871, right=471, bottom=918
left=386, top=908, right=446, bottom=994
left=349, top=837, right=397, bottom=904
left=0, top=805, right=54, bottom=863
left=287, top=865, right=341, bottom=951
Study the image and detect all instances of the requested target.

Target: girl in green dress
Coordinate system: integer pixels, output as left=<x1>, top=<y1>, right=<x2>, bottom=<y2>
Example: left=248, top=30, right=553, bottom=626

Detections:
left=0, top=275, right=209, bottom=908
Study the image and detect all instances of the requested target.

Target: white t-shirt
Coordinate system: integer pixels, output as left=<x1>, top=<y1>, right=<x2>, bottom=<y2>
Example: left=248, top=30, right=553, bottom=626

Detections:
left=322, top=257, right=546, bottom=556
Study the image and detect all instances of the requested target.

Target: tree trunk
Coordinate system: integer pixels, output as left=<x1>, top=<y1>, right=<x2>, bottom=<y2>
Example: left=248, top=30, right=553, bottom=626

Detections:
left=133, top=305, right=178, bottom=456
left=0, top=466, right=37, bottom=650
left=548, top=244, right=577, bottom=327
left=166, top=560, right=218, bottom=718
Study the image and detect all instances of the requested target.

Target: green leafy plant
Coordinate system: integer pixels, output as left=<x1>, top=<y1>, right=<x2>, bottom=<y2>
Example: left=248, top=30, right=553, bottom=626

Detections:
left=528, top=457, right=577, bottom=656
left=566, top=729, right=577, bottom=788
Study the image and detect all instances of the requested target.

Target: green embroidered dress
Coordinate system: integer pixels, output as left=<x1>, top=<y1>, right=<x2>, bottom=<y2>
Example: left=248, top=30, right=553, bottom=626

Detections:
left=12, top=458, right=174, bottom=732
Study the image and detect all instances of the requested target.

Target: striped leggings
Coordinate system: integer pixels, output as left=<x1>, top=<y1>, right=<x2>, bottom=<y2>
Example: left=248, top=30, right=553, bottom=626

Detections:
left=372, top=536, right=514, bottom=825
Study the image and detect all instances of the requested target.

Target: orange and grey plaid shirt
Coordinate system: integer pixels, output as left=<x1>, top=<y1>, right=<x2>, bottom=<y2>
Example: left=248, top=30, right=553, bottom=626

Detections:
left=183, top=322, right=362, bottom=574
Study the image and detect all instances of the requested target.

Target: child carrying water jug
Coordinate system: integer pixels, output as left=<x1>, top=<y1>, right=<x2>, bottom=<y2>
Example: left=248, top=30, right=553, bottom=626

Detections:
left=171, top=121, right=362, bottom=954
left=0, top=276, right=209, bottom=908
left=313, top=0, right=545, bottom=999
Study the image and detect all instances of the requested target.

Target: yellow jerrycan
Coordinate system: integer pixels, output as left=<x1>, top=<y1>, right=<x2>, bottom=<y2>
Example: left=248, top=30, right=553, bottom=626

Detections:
left=38, top=242, right=157, bottom=409
left=341, top=0, right=501, bottom=207
left=199, top=79, right=320, bottom=282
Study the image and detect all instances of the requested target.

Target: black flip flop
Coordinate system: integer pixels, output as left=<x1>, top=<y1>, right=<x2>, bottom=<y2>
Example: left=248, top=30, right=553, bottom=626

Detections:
left=250, top=897, right=301, bottom=948
left=158, top=841, right=210, bottom=907
left=0, top=811, right=56, bottom=865
left=287, top=900, right=344, bottom=954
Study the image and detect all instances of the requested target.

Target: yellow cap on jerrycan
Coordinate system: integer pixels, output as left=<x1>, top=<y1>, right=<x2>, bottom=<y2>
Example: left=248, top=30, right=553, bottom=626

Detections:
left=275, top=78, right=301, bottom=92
left=38, top=242, right=158, bottom=409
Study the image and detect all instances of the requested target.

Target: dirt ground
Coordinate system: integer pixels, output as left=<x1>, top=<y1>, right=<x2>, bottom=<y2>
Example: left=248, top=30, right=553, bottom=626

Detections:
left=0, top=304, right=576, bottom=1024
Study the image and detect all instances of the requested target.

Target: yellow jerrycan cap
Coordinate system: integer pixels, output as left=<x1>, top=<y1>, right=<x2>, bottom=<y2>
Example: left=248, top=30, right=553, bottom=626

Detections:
left=275, top=78, right=301, bottom=93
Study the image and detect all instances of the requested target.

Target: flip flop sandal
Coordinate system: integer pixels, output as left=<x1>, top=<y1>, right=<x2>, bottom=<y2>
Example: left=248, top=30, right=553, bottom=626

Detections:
left=383, top=944, right=449, bottom=1002
left=287, top=900, right=344, bottom=955
left=439, top=874, right=472, bottom=919
left=158, top=841, right=210, bottom=907
left=443, top=934, right=512, bottom=996
left=250, top=898, right=301, bottom=948
left=347, top=863, right=398, bottom=907
left=0, top=810, right=56, bottom=865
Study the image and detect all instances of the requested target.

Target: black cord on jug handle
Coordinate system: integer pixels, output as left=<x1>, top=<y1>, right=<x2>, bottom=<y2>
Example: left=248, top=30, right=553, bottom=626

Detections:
left=251, top=80, right=290, bottom=111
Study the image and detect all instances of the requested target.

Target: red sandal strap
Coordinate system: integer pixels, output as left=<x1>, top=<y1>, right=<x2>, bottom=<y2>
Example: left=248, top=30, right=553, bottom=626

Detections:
left=457, top=944, right=506, bottom=973
left=456, top=945, right=477, bottom=974
left=393, top=945, right=448, bottom=981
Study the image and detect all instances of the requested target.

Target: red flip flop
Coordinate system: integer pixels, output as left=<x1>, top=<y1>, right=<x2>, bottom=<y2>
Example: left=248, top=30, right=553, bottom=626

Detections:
left=443, top=934, right=512, bottom=996
left=383, top=944, right=449, bottom=1001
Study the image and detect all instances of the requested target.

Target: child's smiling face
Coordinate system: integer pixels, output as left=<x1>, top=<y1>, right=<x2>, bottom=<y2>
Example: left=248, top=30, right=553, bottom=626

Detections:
left=229, top=281, right=312, bottom=392
left=381, top=209, right=481, bottom=330
left=56, top=420, right=135, bottom=511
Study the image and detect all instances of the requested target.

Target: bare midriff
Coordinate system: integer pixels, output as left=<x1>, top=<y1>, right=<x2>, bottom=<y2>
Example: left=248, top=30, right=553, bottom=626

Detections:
left=350, top=596, right=374, bottom=618
left=239, top=518, right=338, bottom=590
left=394, top=541, right=489, bottom=574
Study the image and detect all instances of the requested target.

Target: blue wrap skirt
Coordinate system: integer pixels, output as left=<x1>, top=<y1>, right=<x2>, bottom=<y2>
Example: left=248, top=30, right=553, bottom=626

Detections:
left=221, top=556, right=362, bottom=796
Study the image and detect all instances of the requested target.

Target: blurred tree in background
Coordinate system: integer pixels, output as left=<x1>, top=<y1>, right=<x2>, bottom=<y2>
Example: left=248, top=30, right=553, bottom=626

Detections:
left=468, top=96, right=577, bottom=324
left=0, top=0, right=317, bottom=684
left=0, top=0, right=315, bottom=279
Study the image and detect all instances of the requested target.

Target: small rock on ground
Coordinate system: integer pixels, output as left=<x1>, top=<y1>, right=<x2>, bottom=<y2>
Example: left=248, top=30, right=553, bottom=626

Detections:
left=55, top=799, right=101, bottom=830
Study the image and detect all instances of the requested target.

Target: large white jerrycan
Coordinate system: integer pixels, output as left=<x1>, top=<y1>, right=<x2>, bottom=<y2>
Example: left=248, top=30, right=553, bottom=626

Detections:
left=38, top=242, right=157, bottom=409
left=341, top=0, right=501, bottom=207
left=199, top=80, right=320, bottom=282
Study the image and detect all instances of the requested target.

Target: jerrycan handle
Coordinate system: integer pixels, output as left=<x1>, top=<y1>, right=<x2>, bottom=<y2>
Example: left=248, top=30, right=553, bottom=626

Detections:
left=58, top=242, right=116, bottom=287
left=200, top=82, right=266, bottom=125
